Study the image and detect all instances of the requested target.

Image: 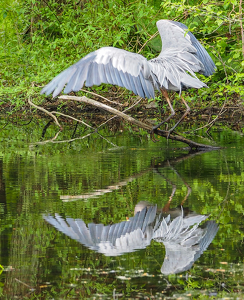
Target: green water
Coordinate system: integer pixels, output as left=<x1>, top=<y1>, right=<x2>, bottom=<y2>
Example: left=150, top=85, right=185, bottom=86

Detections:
left=0, top=120, right=244, bottom=299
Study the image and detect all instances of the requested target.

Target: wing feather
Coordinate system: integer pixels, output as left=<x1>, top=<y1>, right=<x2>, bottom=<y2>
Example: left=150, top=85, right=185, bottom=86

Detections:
left=156, top=20, right=216, bottom=76
left=41, top=21, right=215, bottom=97
left=41, top=47, right=155, bottom=99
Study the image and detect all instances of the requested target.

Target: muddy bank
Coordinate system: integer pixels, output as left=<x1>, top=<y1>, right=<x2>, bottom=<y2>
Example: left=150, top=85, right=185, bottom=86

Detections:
left=1, top=95, right=243, bottom=133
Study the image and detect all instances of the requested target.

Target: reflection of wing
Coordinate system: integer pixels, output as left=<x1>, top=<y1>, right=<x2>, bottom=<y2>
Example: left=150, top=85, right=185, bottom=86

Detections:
left=153, top=212, right=218, bottom=275
left=44, top=205, right=218, bottom=273
left=192, top=220, right=219, bottom=261
left=43, top=206, right=156, bottom=256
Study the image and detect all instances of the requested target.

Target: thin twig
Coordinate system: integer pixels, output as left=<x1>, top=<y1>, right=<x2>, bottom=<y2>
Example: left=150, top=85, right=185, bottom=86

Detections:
left=51, top=111, right=94, bottom=129
left=79, top=89, right=123, bottom=106
left=206, top=96, right=228, bottom=133
left=30, top=132, right=92, bottom=146
left=138, top=31, right=158, bottom=54
left=97, top=97, right=143, bottom=129
left=58, top=95, right=152, bottom=130
left=15, top=278, right=35, bottom=291
left=184, top=96, right=228, bottom=134
left=28, top=97, right=63, bottom=130
left=96, top=132, right=118, bottom=147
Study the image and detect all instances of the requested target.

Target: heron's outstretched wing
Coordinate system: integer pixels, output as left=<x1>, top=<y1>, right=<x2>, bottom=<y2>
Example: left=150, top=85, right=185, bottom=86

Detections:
left=41, top=47, right=157, bottom=99
left=156, top=20, right=216, bottom=76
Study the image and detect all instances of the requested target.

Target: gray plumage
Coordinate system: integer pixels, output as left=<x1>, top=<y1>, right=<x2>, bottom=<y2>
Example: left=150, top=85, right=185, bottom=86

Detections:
left=153, top=210, right=218, bottom=274
left=43, top=206, right=218, bottom=274
left=43, top=206, right=156, bottom=256
left=41, top=20, right=216, bottom=98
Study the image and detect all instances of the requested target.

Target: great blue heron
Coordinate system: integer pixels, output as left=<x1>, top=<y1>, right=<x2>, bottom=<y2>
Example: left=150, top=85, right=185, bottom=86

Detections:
left=41, top=19, right=216, bottom=135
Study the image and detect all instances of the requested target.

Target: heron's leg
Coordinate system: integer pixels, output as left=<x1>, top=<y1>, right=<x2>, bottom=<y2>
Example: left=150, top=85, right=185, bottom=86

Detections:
left=153, top=89, right=176, bottom=131
left=167, top=95, right=190, bottom=134
left=162, top=183, right=176, bottom=213
left=151, top=89, right=175, bottom=142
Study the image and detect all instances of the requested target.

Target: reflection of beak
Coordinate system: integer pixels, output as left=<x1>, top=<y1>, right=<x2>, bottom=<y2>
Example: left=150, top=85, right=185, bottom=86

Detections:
left=134, top=201, right=152, bottom=215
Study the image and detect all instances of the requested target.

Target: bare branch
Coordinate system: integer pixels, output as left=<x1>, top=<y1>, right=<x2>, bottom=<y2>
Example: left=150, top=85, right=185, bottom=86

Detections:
left=58, top=95, right=152, bottom=130
left=51, top=111, right=94, bottom=129
left=28, top=97, right=63, bottom=130
left=97, top=97, right=143, bottom=129
left=59, top=95, right=217, bottom=149
left=30, top=132, right=92, bottom=146
left=79, top=89, right=123, bottom=106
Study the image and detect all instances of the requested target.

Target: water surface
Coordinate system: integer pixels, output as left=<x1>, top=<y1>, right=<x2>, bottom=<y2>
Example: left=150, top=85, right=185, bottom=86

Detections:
left=0, top=120, right=244, bottom=299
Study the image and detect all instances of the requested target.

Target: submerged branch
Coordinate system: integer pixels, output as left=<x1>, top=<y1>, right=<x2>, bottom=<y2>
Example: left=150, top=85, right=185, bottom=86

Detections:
left=30, top=132, right=92, bottom=147
left=59, top=95, right=217, bottom=150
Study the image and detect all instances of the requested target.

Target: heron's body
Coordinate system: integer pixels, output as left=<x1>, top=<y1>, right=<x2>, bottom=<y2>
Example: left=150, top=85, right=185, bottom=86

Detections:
left=41, top=20, right=216, bottom=134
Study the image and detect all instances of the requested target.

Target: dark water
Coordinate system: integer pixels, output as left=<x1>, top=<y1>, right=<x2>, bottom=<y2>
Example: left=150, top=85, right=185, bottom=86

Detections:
left=0, top=121, right=244, bottom=299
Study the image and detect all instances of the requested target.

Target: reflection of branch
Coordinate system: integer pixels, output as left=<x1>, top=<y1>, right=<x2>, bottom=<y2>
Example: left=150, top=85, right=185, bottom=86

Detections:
left=61, top=149, right=213, bottom=203
left=61, top=168, right=151, bottom=202
left=59, top=95, right=217, bottom=149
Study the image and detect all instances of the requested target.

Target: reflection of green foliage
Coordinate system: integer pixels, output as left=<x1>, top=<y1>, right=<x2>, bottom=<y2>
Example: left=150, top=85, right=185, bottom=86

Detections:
left=0, top=265, right=3, bottom=275
left=1, top=121, right=244, bottom=298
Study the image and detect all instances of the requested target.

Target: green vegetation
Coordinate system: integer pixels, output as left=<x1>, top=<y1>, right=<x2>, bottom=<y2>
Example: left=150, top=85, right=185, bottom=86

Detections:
left=1, top=2, right=244, bottom=297
left=1, top=0, right=244, bottom=115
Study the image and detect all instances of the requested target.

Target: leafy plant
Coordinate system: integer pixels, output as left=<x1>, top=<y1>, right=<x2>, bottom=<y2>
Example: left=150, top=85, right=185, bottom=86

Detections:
left=1, top=0, right=244, bottom=115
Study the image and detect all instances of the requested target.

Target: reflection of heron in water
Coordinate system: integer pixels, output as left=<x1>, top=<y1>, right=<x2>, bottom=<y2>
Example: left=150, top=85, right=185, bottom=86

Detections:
left=44, top=205, right=156, bottom=256
left=43, top=202, right=218, bottom=274
left=44, top=155, right=218, bottom=274
left=135, top=201, right=218, bottom=274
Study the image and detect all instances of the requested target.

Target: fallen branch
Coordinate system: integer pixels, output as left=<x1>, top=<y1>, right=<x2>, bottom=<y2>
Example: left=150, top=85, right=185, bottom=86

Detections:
left=58, top=95, right=152, bottom=130
left=59, top=95, right=218, bottom=149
